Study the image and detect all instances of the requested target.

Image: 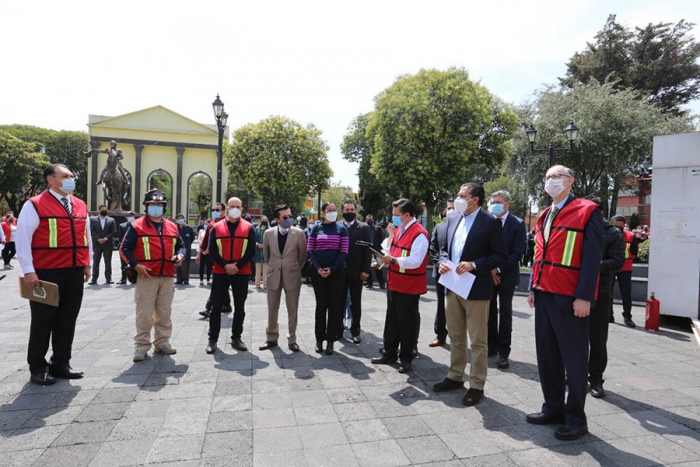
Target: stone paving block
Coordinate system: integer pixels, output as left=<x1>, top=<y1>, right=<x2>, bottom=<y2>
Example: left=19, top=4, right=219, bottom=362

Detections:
left=458, top=453, right=517, bottom=466
left=201, top=430, right=253, bottom=459
left=252, top=407, right=297, bottom=429
left=106, top=416, right=162, bottom=442
left=253, top=426, right=302, bottom=452
left=122, top=399, right=171, bottom=419
left=382, top=415, right=434, bottom=439
left=160, top=411, right=209, bottom=436
left=294, top=404, right=338, bottom=426
left=88, top=439, right=154, bottom=466
left=506, top=447, right=572, bottom=466
left=211, top=394, right=252, bottom=413
left=0, top=393, right=56, bottom=412
left=342, top=419, right=391, bottom=444
left=420, top=410, right=475, bottom=434
left=253, top=448, right=307, bottom=467
left=626, top=433, right=700, bottom=464
left=304, top=444, right=360, bottom=467
left=369, top=399, right=417, bottom=418
left=439, top=429, right=503, bottom=459
left=22, top=405, right=83, bottom=428
left=396, top=434, right=456, bottom=464
left=290, top=389, right=332, bottom=407
left=0, top=409, right=37, bottom=430
left=146, top=433, right=205, bottom=463
left=252, top=392, right=291, bottom=410
left=587, top=438, right=663, bottom=466
left=351, top=439, right=411, bottom=467
left=0, top=448, right=44, bottom=467
left=299, top=421, right=349, bottom=448
left=0, top=424, right=67, bottom=452
left=592, top=412, right=663, bottom=438
left=334, top=402, right=378, bottom=422
left=207, top=409, right=252, bottom=432
left=52, top=420, right=117, bottom=446
left=74, top=401, right=129, bottom=422
left=33, top=442, right=101, bottom=467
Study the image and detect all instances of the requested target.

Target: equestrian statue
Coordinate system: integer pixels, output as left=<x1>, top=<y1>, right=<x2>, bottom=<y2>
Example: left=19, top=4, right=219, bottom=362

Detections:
left=84, top=140, right=131, bottom=211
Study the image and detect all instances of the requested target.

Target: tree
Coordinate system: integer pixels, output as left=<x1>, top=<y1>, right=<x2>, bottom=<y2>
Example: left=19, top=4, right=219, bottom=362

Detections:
left=367, top=68, right=519, bottom=232
left=226, top=116, right=333, bottom=220
left=0, top=131, right=50, bottom=213
left=483, top=177, right=529, bottom=220
left=189, top=173, right=212, bottom=220
left=561, top=15, right=700, bottom=115
left=321, top=183, right=356, bottom=212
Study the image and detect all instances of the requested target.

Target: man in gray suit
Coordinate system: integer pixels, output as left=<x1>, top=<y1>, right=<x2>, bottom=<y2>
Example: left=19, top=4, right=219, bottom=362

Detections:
left=89, top=204, right=117, bottom=285
left=259, top=204, right=308, bottom=352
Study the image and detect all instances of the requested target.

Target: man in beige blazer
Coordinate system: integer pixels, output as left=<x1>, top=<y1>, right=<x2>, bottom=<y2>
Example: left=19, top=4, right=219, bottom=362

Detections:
left=259, top=204, right=308, bottom=352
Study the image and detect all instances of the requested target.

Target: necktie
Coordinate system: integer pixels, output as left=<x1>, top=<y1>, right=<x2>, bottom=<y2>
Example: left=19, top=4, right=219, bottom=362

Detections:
left=543, top=205, right=559, bottom=243
left=61, top=197, right=71, bottom=215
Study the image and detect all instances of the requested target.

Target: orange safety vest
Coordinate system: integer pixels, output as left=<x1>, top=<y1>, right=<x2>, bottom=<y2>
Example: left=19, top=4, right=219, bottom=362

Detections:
left=29, top=192, right=90, bottom=270
left=212, top=218, right=252, bottom=275
left=131, top=216, right=179, bottom=277
left=387, top=221, right=429, bottom=295
left=621, top=229, right=635, bottom=272
left=531, top=198, right=599, bottom=298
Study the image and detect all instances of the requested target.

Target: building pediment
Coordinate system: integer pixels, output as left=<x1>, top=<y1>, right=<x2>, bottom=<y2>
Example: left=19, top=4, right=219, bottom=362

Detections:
left=88, top=106, right=220, bottom=137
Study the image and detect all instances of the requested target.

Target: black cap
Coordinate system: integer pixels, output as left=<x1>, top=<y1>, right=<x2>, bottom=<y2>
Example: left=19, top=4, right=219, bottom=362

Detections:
left=143, top=189, right=168, bottom=205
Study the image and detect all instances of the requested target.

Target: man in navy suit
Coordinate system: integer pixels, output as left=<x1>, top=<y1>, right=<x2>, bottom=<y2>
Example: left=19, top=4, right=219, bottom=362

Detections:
left=526, top=165, right=604, bottom=441
left=433, top=183, right=507, bottom=406
left=487, top=190, right=526, bottom=370
left=428, top=199, right=454, bottom=347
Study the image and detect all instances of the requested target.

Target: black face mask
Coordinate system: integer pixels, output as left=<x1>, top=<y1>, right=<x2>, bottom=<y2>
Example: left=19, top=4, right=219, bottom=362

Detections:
left=342, top=212, right=356, bottom=223
left=367, top=220, right=373, bottom=226
left=100, top=211, right=108, bottom=216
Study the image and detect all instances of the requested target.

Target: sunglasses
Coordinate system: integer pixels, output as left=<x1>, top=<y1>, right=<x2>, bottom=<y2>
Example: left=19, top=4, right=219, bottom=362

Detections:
left=213, top=209, right=221, bottom=212
left=280, top=215, right=293, bottom=220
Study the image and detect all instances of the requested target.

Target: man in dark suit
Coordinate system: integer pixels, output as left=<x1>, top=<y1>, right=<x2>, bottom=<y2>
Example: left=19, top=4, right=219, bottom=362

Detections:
left=175, top=213, right=195, bottom=285
left=434, top=183, right=507, bottom=406
left=487, top=190, right=526, bottom=370
left=89, top=204, right=117, bottom=285
left=340, top=200, right=372, bottom=343
left=116, top=211, right=136, bottom=284
left=526, top=165, right=604, bottom=441
left=428, top=199, right=454, bottom=347
left=365, top=213, right=385, bottom=289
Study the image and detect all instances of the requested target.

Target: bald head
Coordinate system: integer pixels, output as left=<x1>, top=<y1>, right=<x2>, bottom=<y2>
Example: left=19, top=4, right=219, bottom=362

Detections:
left=544, top=165, right=575, bottom=202
left=226, top=197, right=243, bottom=220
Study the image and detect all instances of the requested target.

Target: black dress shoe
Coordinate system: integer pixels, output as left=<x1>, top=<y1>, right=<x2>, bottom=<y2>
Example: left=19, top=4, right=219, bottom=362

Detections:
left=259, top=341, right=278, bottom=351
left=231, top=338, right=247, bottom=351
left=589, top=382, right=606, bottom=398
left=325, top=341, right=334, bottom=355
left=49, top=366, right=84, bottom=379
left=199, top=310, right=210, bottom=319
left=462, top=388, right=484, bottom=406
left=555, top=424, right=588, bottom=440
left=379, top=284, right=385, bottom=289
left=498, top=357, right=510, bottom=369
left=433, top=377, right=464, bottom=393
left=205, top=340, right=217, bottom=354
left=175, top=281, right=183, bottom=285
left=30, top=371, right=56, bottom=385
left=624, top=318, right=636, bottom=328
left=315, top=342, right=323, bottom=354
left=398, top=362, right=412, bottom=373
left=288, top=343, right=300, bottom=352
left=117, top=279, right=127, bottom=285
left=88, top=280, right=97, bottom=285
left=106, top=280, right=114, bottom=284
left=371, top=354, right=398, bottom=365
left=526, top=411, right=565, bottom=425
left=351, top=335, right=361, bottom=344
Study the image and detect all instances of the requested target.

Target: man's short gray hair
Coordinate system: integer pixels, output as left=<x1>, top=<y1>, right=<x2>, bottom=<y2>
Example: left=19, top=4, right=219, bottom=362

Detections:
left=490, top=190, right=511, bottom=202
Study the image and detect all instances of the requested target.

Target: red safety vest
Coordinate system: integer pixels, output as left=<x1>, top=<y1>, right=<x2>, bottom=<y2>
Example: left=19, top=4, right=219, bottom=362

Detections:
left=621, top=229, right=635, bottom=272
left=29, top=192, right=90, bottom=270
left=212, top=218, right=252, bottom=275
left=387, top=221, right=429, bottom=295
left=1, top=221, right=10, bottom=241
left=131, top=216, right=179, bottom=277
left=531, top=198, right=599, bottom=298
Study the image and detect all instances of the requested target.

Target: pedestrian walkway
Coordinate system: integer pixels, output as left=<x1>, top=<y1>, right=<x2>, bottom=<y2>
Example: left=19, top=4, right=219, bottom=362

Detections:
left=1, top=257, right=700, bottom=466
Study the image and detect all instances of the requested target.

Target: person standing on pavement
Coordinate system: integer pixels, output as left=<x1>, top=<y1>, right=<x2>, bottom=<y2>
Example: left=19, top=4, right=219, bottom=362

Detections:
left=610, top=215, right=638, bottom=327
left=487, top=190, right=526, bottom=370
left=428, top=199, right=454, bottom=348
left=433, top=184, right=507, bottom=405
left=16, top=164, right=91, bottom=384
left=116, top=211, right=136, bottom=285
left=175, top=213, right=194, bottom=285
left=371, top=198, right=430, bottom=374
left=364, top=213, right=386, bottom=290
left=120, top=189, right=185, bottom=362
left=196, top=204, right=233, bottom=317
left=307, top=202, right=348, bottom=355
left=340, top=200, right=371, bottom=344
left=2, top=212, right=17, bottom=269
left=585, top=197, right=625, bottom=399
left=526, top=165, right=604, bottom=441
left=253, top=217, right=269, bottom=289
left=89, top=204, right=117, bottom=285
left=205, top=197, right=256, bottom=354
left=259, top=205, right=307, bottom=352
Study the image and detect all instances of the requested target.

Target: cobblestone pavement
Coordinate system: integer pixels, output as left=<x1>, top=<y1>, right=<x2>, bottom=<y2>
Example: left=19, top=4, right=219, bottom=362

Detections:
left=2, top=256, right=700, bottom=466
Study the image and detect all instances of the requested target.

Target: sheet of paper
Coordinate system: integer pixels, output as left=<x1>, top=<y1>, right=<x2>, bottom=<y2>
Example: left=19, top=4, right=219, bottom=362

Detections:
left=438, top=260, right=476, bottom=300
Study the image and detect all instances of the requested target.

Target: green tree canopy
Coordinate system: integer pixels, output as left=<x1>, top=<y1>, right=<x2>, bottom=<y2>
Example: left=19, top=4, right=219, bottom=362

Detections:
left=226, top=116, right=332, bottom=219
left=366, top=67, right=519, bottom=231
left=561, top=15, right=700, bottom=116
left=0, top=131, right=50, bottom=213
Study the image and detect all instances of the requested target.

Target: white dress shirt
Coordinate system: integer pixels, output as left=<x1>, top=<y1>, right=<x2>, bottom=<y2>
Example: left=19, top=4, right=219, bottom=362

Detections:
left=16, top=189, right=93, bottom=274
left=451, top=208, right=479, bottom=264
left=381, top=218, right=429, bottom=269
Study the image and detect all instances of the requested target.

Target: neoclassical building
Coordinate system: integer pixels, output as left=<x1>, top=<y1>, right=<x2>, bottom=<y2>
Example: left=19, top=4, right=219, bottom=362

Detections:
left=86, top=106, right=228, bottom=220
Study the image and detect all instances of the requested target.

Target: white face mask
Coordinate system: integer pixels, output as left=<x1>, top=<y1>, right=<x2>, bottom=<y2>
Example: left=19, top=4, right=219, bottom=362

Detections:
left=228, top=207, right=242, bottom=219
left=453, top=197, right=472, bottom=214
left=325, top=211, right=338, bottom=222
left=545, top=178, right=566, bottom=198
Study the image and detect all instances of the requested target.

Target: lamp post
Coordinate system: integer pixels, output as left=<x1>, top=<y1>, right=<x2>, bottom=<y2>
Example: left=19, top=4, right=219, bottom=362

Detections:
left=212, top=94, right=228, bottom=203
left=525, top=120, right=579, bottom=167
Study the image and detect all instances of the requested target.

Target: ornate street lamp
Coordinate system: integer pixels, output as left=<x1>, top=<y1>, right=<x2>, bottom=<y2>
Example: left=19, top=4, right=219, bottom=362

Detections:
left=212, top=94, right=227, bottom=203
left=526, top=120, right=579, bottom=167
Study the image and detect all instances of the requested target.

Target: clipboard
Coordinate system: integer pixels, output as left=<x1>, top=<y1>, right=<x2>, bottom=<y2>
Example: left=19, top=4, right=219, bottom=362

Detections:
left=355, top=240, right=384, bottom=256
left=19, top=277, right=60, bottom=307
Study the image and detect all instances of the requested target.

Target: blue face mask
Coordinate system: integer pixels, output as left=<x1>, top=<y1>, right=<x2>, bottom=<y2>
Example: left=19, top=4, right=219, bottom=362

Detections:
left=177, top=218, right=185, bottom=225
left=147, top=205, right=164, bottom=217
left=490, top=203, right=505, bottom=216
left=212, top=211, right=221, bottom=219
left=392, top=215, right=403, bottom=227
left=127, top=216, right=135, bottom=223
left=60, top=178, right=76, bottom=193
left=279, top=218, right=294, bottom=229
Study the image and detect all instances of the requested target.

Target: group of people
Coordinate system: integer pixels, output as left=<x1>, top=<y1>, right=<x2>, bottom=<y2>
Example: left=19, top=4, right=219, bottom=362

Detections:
left=1, top=210, right=17, bottom=269
left=16, top=162, right=640, bottom=442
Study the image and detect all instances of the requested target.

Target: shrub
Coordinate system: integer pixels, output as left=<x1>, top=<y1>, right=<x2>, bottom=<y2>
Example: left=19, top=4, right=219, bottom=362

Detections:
left=636, top=239, right=650, bottom=263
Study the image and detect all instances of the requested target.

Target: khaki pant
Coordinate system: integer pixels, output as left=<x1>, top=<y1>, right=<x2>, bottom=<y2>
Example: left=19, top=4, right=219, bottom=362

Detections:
left=134, top=276, right=174, bottom=351
left=446, top=291, right=490, bottom=390
left=255, top=262, right=267, bottom=288
left=266, top=275, right=300, bottom=344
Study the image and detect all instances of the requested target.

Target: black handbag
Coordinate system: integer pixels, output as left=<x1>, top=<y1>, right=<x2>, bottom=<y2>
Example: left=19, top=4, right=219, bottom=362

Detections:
left=125, top=265, right=138, bottom=284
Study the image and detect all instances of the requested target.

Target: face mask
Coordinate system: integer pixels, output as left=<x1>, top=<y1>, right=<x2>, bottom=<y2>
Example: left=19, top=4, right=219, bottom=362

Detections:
left=279, top=218, right=294, bottom=229
left=228, top=207, right=242, bottom=219
left=342, top=212, right=356, bottom=223
left=100, top=210, right=108, bottom=217
left=325, top=211, right=337, bottom=222
left=261, top=223, right=268, bottom=228
left=446, top=208, right=459, bottom=217
left=489, top=203, right=505, bottom=216
left=212, top=211, right=221, bottom=219
left=453, top=197, right=470, bottom=214
left=127, top=216, right=135, bottom=223
left=177, top=219, right=185, bottom=225
left=59, top=178, right=76, bottom=193
left=367, top=220, right=373, bottom=226
left=147, top=205, right=164, bottom=217
left=392, top=215, right=403, bottom=227
left=545, top=178, right=566, bottom=198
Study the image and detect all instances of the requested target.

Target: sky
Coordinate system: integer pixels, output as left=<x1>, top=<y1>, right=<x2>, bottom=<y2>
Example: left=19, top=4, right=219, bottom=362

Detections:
left=1, top=0, right=698, bottom=192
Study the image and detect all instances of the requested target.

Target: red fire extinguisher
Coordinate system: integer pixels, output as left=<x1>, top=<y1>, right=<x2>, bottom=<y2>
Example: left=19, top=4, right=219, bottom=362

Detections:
left=645, top=292, right=660, bottom=331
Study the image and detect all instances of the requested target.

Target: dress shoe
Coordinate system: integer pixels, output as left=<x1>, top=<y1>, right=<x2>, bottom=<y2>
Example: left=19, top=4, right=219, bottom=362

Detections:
left=379, top=284, right=385, bottom=289
left=117, top=279, right=127, bottom=285
left=231, top=338, right=248, bottom=351
left=554, top=424, right=588, bottom=441
left=105, top=280, right=114, bottom=284
left=371, top=354, right=398, bottom=365
left=428, top=338, right=445, bottom=347
left=205, top=340, right=217, bottom=354
left=624, top=318, right=636, bottom=328
left=398, top=362, right=412, bottom=373
left=498, top=357, right=510, bottom=369
left=49, top=366, right=84, bottom=379
left=589, top=382, right=606, bottom=398
left=30, top=371, right=56, bottom=385
left=365, top=284, right=373, bottom=289
left=259, top=341, right=278, bottom=351
left=488, top=349, right=498, bottom=356
left=326, top=341, right=334, bottom=355
left=526, top=411, right=565, bottom=425
left=315, top=342, right=323, bottom=353
left=175, top=281, right=183, bottom=285
left=433, top=377, right=464, bottom=393
left=462, top=388, right=484, bottom=406
left=199, top=310, right=210, bottom=319
left=351, top=335, right=361, bottom=344
left=288, top=343, right=300, bottom=352
left=88, top=280, right=97, bottom=285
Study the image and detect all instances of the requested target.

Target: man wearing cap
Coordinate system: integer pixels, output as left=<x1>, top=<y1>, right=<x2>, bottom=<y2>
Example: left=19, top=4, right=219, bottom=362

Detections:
left=116, top=211, right=136, bottom=285
left=120, top=189, right=186, bottom=362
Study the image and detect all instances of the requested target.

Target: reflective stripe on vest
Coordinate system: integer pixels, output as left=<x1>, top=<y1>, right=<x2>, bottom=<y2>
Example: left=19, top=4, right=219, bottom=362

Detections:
left=399, top=248, right=408, bottom=273
left=48, top=218, right=58, bottom=248
left=561, top=231, right=578, bottom=267
left=625, top=242, right=630, bottom=259
left=142, top=237, right=151, bottom=260
left=216, top=238, right=222, bottom=256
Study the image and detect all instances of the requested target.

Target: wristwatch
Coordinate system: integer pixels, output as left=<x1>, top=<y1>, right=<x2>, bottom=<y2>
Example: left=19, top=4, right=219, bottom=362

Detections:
left=470, top=261, right=477, bottom=271
left=391, top=257, right=397, bottom=265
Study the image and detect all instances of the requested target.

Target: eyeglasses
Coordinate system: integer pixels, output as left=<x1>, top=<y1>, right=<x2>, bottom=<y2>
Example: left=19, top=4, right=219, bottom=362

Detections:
left=280, top=215, right=293, bottom=220
left=212, top=209, right=221, bottom=212
left=543, top=174, right=572, bottom=182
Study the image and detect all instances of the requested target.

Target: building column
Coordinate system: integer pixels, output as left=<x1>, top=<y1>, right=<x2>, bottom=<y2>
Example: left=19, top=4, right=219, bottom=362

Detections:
left=176, top=146, right=185, bottom=217
left=134, top=144, right=144, bottom=208
left=89, top=140, right=100, bottom=211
